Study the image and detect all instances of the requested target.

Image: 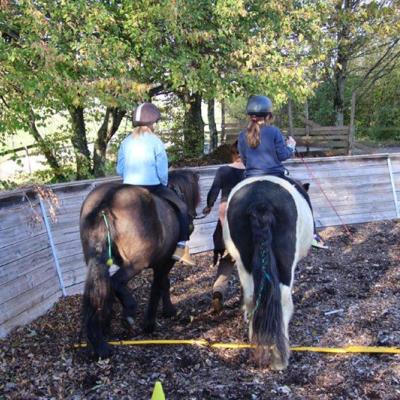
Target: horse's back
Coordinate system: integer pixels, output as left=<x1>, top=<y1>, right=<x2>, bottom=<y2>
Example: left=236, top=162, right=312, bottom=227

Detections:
left=80, top=182, right=179, bottom=266
left=80, top=183, right=151, bottom=229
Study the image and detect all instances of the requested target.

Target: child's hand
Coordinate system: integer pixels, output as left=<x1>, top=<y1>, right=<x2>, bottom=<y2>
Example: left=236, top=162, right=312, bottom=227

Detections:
left=202, top=206, right=211, bottom=215
left=286, top=136, right=296, bottom=151
left=287, top=136, right=296, bottom=147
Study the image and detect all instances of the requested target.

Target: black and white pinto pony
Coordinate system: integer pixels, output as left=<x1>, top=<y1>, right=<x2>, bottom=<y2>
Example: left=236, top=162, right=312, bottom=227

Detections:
left=223, top=176, right=313, bottom=370
left=79, top=170, right=200, bottom=358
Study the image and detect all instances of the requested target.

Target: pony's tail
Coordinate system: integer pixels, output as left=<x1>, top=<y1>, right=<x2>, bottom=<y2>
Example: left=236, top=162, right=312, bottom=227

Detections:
left=82, top=246, right=112, bottom=359
left=248, top=201, right=288, bottom=368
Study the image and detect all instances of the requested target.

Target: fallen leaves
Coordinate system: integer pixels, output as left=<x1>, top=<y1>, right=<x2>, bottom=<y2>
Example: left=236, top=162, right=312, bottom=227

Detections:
left=0, top=220, right=399, bottom=399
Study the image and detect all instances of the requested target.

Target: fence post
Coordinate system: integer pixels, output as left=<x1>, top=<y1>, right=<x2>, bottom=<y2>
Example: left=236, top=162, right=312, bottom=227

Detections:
left=288, top=98, right=294, bottom=137
left=304, top=100, right=310, bottom=153
left=24, top=146, right=32, bottom=175
left=221, top=99, right=226, bottom=143
left=387, top=156, right=400, bottom=218
left=348, top=91, right=357, bottom=155
left=39, top=196, right=67, bottom=296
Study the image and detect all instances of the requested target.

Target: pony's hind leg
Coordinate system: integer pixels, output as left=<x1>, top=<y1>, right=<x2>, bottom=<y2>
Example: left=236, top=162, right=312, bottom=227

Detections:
left=280, top=283, right=294, bottom=340
left=143, top=268, right=164, bottom=333
left=270, top=283, right=293, bottom=370
left=110, top=266, right=138, bottom=328
left=160, top=261, right=177, bottom=318
left=236, top=260, right=254, bottom=334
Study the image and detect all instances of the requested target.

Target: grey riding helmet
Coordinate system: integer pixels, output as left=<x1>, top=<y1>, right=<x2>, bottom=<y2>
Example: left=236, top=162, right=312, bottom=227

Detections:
left=132, top=102, right=161, bottom=126
left=246, top=95, right=273, bottom=117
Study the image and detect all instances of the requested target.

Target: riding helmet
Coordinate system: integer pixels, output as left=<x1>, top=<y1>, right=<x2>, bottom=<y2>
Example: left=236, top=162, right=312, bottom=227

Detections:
left=246, top=95, right=273, bottom=116
left=132, top=102, right=161, bottom=126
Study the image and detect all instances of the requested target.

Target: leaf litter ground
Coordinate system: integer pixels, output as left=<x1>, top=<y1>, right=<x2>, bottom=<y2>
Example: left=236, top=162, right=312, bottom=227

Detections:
left=1, top=220, right=399, bottom=399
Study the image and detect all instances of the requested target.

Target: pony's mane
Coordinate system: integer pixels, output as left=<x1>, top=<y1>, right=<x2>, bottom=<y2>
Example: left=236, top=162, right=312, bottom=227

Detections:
left=168, top=169, right=200, bottom=210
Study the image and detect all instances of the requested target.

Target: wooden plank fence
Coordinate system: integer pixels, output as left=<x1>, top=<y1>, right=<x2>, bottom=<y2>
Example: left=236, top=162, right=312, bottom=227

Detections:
left=1, top=153, right=399, bottom=337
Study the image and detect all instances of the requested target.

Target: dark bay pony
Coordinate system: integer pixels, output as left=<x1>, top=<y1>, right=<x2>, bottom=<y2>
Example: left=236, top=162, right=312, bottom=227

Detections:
left=223, top=176, right=313, bottom=370
left=79, top=170, right=200, bottom=358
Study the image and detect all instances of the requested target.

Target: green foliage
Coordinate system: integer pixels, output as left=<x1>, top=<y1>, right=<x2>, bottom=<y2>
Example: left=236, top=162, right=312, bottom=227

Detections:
left=0, top=163, right=76, bottom=191
left=318, top=0, right=400, bottom=124
left=2, top=0, right=399, bottom=188
left=355, top=67, right=400, bottom=141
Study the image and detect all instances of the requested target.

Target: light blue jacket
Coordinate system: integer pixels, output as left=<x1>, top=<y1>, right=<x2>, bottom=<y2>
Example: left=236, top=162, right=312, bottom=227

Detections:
left=116, top=132, right=168, bottom=186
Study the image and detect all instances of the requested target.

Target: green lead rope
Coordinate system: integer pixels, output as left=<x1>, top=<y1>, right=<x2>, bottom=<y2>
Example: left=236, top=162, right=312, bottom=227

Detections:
left=101, top=211, right=114, bottom=266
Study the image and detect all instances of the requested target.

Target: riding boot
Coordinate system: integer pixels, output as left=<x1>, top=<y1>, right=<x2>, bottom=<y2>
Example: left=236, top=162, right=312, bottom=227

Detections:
left=312, top=233, right=329, bottom=249
left=172, top=245, right=196, bottom=266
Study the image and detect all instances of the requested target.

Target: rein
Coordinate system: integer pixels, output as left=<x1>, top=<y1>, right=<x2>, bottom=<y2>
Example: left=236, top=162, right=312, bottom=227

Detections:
left=193, top=214, right=207, bottom=220
left=295, top=150, right=353, bottom=237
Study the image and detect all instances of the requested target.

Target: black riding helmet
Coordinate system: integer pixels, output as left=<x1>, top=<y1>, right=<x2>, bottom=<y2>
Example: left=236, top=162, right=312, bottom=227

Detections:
left=246, top=95, right=273, bottom=117
left=132, top=102, right=161, bottom=126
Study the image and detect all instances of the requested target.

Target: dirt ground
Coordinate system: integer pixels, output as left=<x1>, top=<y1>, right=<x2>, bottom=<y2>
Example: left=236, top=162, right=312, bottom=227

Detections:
left=0, top=220, right=399, bottom=400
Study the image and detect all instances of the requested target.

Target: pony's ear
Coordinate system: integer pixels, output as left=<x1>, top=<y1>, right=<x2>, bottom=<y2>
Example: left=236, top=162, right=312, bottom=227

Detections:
left=302, top=183, right=310, bottom=192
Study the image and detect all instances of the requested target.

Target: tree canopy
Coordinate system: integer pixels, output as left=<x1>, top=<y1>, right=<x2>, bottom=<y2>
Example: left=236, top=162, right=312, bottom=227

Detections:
left=0, top=0, right=399, bottom=188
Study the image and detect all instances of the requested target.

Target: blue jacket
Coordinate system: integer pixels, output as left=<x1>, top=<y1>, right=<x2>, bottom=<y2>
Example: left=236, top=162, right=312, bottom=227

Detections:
left=116, top=132, right=168, bottom=185
left=238, top=125, right=294, bottom=176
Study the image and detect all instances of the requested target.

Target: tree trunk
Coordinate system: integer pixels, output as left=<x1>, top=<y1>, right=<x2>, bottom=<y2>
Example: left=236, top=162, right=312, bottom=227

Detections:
left=182, top=92, right=204, bottom=157
left=333, top=0, right=350, bottom=126
left=93, top=107, right=126, bottom=177
left=221, top=99, right=226, bottom=144
left=348, top=91, right=357, bottom=155
left=68, top=106, right=92, bottom=179
left=28, top=111, right=66, bottom=181
left=207, top=99, right=218, bottom=152
left=333, top=59, right=347, bottom=126
left=304, top=100, right=310, bottom=153
left=288, top=98, right=294, bottom=136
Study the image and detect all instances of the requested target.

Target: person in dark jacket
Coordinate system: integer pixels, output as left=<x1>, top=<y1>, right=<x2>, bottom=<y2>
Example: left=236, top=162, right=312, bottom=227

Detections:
left=203, top=140, right=245, bottom=227
left=238, top=95, right=327, bottom=249
left=202, top=141, right=245, bottom=312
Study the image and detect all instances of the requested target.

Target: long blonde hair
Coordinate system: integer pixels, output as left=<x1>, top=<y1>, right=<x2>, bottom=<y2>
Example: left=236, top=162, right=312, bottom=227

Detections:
left=246, top=114, right=273, bottom=148
left=132, top=125, right=153, bottom=137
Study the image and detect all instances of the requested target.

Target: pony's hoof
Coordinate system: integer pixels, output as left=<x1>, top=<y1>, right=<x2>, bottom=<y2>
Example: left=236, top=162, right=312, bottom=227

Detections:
left=143, top=321, right=156, bottom=334
left=270, top=361, right=288, bottom=371
left=211, top=292, right=223, bottom=313
left=95, top=343, right=112, bottom=360
left=162, top=306, right=177, bottom=318
left=121, top=315, right=135, bottom=331
left=271, top=348, right=289, bottom=371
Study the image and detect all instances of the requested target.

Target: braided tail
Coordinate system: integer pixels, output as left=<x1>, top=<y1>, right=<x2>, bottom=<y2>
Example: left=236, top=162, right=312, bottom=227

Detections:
left=248, top=201, right=288, bottom=367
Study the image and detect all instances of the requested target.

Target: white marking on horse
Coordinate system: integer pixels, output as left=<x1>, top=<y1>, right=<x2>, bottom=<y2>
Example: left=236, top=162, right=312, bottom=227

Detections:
left=280, top=283, right=293, bottom=340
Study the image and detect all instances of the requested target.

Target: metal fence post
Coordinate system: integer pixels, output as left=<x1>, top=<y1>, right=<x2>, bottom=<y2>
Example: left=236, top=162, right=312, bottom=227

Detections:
left=39, top=196, right=67, bottom=296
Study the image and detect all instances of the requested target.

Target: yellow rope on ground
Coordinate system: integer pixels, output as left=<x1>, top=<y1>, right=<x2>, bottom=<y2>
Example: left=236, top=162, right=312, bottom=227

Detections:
left=74, top=340, right=400, bottom=354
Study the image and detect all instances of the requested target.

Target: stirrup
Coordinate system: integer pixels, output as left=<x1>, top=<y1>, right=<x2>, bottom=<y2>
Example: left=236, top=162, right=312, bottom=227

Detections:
left=172, top=245, right=196, bottom=266
left=312, top=235, right=329, bottom=249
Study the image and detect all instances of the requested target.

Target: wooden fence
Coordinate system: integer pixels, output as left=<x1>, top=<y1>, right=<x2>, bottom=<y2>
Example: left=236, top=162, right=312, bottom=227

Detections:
left=1, top=153, right=399, bottom=337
